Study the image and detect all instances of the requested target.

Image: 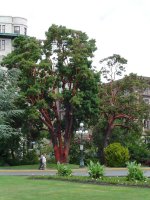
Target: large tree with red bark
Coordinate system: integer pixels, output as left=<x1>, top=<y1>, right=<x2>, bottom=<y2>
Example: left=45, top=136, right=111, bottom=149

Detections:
left=2, top=24, right=100, bottom=163
left=99, top=54, right=149, bottom=149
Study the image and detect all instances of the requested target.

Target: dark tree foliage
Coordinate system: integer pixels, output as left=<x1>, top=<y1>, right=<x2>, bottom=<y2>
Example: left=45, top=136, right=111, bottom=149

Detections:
left=2, top=25, right=100, bottom=163
left=99, top=54, right=149, bottom=147
left=0, top=67, right=23, bottom=162
left=93, top=54, right=150, bottom=162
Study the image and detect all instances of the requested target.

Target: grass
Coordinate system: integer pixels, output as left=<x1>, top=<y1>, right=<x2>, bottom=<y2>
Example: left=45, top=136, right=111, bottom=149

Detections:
left=0, top=176, right=150, bottom=200
left=0, top=163, right=79, bottom=170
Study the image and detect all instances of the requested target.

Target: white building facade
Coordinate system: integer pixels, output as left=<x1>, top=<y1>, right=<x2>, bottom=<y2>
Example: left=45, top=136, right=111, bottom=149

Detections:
left=0, top=16, right=27, bottom=62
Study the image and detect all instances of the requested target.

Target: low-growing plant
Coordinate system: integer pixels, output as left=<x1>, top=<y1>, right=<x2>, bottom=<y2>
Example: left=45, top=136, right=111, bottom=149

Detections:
left=127, top=161, right=146, bottom=181
left=57, top=163, right=72, bottom=176
left=88, top=160, right=104, bottom=179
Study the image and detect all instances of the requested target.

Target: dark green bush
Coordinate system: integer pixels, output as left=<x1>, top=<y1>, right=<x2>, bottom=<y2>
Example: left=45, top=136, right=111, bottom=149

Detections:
left=21, top=150, right=39, bottom=165
left=4, top=150, right=39, bottom=166
left=0, top=158, right=7, bottom=166
left=104, top=143, right=130, bottom=167
left=127, top=143, right=150, bottom=164
left=6, top=158, right=21, bottom=166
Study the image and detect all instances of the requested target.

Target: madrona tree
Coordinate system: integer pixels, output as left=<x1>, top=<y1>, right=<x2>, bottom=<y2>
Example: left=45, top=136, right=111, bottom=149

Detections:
left=2, top=25, right=100, bottom=163
left=98, top=54, right=149, bottom=149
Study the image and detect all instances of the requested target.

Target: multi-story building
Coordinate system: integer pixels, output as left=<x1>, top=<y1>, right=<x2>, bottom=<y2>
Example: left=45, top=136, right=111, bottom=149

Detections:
left=142, top=77, right=150, bottom=142
left=0, top=16, right=27, bottom=62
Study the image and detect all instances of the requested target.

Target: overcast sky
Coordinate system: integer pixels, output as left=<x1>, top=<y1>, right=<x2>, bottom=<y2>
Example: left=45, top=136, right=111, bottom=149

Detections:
left=1, top=0, right=150, bottom=76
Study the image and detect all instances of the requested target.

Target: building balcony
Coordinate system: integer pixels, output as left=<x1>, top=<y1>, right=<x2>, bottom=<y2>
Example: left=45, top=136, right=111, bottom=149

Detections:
left=0, top=32, right=21, bottom=39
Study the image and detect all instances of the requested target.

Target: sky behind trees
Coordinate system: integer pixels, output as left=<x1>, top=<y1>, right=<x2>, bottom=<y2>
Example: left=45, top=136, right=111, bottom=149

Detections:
left=1, top=0, right=150, bottom=76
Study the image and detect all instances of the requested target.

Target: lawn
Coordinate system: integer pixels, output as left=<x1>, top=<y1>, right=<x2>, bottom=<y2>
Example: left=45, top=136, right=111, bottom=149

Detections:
left=0, top=176, right=150, bottom=200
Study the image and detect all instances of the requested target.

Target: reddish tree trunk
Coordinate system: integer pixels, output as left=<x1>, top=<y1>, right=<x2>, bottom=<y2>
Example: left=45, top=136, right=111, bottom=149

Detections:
left=53, top=144, right=70, bottom=163
left=40, top=104, right=73, bottom=164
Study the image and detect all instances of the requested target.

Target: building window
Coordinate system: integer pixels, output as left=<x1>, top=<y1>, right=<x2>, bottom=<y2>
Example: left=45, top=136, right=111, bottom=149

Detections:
left=24, top=27, right=27, bottom=35
left=0, top=40, right=5, bottom=50
left=143, top=88, right=150, bottom=96
left=14, top=26, right=20, bottom=34
left=0, top=25, right=5, bottom=33
left=2, top=25, right=5, bottom=33
left=144, top=120, right=150, bottom=129
left=143, top=98, right=150, bottom=104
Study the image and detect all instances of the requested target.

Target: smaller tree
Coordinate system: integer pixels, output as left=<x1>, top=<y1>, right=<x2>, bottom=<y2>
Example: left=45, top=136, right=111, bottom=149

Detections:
left=99, top=54, right=149, bottom=149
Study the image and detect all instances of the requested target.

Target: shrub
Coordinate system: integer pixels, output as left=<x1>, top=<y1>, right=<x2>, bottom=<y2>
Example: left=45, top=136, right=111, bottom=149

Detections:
left=127, top=142, right=150, bottom=164
left=21, top=150, right=39, bottom=165
left=57, top=163, right=72, bottom=176
left=127, top=161, right=146, bottom=181
left=6, top=158, right=21, bottom=166
left=0, top=158, right=5, bottom=166
left=88, top=160, right=104, bottom=179
left=104, top=143, right=130, bottom=167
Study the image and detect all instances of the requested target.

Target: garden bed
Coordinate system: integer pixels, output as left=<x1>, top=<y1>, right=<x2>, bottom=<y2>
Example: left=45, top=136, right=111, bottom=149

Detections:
left=29, top=175, right=150, bottom=188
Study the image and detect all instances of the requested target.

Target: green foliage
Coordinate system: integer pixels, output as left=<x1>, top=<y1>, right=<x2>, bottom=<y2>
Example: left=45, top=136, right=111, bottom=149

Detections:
left=107, top=126, right=150, bottom=165
left=0, top=67, right=24, bottom=164
left=22, top=150, right=39, bottom=165
left=127, top=141, right=150, bottom=164
left=98, top=54, right=150, bottom=151
left=35, top=138, right=53, bottom=157
left=88, top=160, right=104, bottom=179
left=57, top=163, right=72, bottom=176
left=1, top=26, right=100, bottom=163
left=127, top=161, right=146, bottom=181
left=69, top=138, right=98, bottom=165
left=100, top=54, right=127, bottom=81
left=5, top=150, right=39, bottom=166
left=0, top=68, right=23, bottom=122
left=68, top=140, right=80, bottom=164
left=104, top=143, right=130, bottom=167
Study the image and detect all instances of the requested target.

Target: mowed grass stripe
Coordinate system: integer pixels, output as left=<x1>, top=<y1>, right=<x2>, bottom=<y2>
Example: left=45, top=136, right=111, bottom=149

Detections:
left=0, top=176, right=150, bottom=200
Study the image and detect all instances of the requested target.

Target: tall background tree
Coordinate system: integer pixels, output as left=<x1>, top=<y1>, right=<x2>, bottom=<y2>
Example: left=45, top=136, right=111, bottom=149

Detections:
left=93, top=54, right=150, bottom=162
left=0, top=67, right=23, bottom=163
left=2, top=25, right=100, bottom=163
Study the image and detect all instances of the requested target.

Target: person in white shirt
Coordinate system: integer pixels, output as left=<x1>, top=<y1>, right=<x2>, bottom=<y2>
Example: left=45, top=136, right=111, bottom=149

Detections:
left=39, top=155, right=43, bottom=170
left=42, top=155, right=46, bottom=170
left=39, top=154, right=46, bottom=170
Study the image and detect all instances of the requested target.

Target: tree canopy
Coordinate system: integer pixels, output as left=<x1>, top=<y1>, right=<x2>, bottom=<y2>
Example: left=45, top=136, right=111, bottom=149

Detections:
left=98, top=54, right=149, bottom=149
left=2, top=24, right=100, bottom=163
